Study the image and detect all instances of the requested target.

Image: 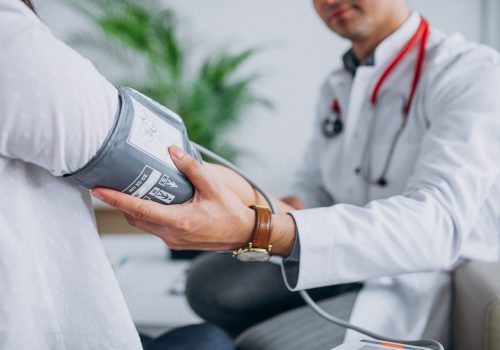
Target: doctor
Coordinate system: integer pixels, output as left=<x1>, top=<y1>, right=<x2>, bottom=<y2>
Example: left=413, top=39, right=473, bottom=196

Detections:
left=94, top=0, right=500, bottom=348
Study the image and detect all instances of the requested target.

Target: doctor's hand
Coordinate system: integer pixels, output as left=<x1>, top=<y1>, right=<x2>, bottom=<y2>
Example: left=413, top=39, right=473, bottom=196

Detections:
left=92, top=145, right=296, bottom=255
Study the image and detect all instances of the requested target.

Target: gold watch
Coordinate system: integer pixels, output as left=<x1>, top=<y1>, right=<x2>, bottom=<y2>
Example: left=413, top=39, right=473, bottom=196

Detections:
left=232, top=205, right=273, bottom=262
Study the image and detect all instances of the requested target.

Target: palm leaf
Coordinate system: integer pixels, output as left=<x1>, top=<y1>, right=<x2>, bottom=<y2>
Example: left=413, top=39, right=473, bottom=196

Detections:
left=66, top=0, right=272, bottom=161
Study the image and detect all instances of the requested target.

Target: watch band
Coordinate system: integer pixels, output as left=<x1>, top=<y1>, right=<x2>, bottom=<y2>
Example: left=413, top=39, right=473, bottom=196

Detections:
left=249, top=205, right=272, bottom=249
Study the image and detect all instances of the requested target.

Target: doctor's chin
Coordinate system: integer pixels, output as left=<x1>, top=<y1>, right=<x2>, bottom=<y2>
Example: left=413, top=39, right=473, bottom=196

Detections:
left=1, top=0, right=499, bottom=349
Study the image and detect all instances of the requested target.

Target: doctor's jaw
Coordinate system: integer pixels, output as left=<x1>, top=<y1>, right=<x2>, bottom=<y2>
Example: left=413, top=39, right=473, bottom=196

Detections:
left=313, top=0, right=411, bottom=61
left=312, top=0, right=411, bottom=47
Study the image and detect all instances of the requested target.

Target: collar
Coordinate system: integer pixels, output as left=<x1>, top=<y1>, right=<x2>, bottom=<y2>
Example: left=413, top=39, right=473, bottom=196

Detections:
left=329, top=12, right=422, bottom=87
left=342, top=49, right=375, bottom=76
left=372, top=11, right=422, bottom=69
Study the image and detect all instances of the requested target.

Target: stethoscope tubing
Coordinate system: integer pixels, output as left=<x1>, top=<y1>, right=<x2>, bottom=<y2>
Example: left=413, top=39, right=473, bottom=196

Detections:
left=193, top=142, right=443, bottom=350
left=323, top=17, right=430, bottom=187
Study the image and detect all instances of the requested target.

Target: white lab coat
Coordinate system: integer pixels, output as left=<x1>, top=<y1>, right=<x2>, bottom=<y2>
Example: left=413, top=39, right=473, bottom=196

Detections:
left=282, top=12, right=500, bottom=347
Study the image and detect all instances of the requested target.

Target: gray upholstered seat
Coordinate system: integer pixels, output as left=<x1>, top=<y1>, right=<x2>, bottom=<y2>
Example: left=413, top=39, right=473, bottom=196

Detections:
left=234, top=261, right=500, bottom=350
left=452, top=261, right=500, bottom=350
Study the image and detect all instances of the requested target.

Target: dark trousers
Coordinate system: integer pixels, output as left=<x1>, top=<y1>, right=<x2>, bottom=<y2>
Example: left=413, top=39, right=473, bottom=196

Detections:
left=140, top=324, right=233, bottom=350
left=185, top=253, right=362, bottom=337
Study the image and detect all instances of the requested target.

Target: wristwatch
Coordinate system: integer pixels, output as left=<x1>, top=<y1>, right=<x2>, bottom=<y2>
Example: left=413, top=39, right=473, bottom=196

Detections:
left=232, top=205, right=273, bottom=262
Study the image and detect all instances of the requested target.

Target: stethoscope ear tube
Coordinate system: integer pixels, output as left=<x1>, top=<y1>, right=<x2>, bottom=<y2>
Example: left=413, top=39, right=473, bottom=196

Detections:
left=323, top=17, right=430, bottom=188
left=193, top=142, right=443, bottom=350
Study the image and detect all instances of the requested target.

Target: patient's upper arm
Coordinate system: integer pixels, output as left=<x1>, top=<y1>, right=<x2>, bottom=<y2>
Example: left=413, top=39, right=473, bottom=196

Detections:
left=0, top=1, right=117, bottom=175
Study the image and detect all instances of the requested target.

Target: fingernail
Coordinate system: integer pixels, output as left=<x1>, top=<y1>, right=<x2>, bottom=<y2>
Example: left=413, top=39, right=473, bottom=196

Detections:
left=92, top=189, right=104, bottom=200
left=171, top=145, right=185, bottom=159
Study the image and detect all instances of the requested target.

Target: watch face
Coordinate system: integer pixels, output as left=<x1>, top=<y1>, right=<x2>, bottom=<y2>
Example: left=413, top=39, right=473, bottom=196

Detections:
left=237, top=250, right=270, bottom=262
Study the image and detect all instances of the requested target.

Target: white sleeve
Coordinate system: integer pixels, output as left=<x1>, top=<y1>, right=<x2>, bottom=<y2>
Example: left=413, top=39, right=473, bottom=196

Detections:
left=290, top=81, right=335, bottom=208
left=0, top=1, right=117, bottom=176
left=285, top=50, right=500, bottom=290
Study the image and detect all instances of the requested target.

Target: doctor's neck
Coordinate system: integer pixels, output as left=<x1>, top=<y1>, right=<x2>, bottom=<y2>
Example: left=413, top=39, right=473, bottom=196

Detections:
left=350, top=4, right=411, bottom=61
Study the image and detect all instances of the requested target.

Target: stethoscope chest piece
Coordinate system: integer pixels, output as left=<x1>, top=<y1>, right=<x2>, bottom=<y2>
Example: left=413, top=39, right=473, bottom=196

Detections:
left=322, top=117, right=343, bottom=138
left=322, top=98, right=343, bottom=138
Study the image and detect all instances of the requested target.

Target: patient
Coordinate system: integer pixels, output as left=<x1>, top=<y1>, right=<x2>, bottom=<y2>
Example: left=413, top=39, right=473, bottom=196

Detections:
left=0, top=1, right=232, bottom=348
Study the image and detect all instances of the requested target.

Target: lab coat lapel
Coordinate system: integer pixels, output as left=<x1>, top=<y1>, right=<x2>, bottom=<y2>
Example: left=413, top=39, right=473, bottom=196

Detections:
left=338, top=12, right=423, bottom=188
left=341, top=67, right=376, bottom=159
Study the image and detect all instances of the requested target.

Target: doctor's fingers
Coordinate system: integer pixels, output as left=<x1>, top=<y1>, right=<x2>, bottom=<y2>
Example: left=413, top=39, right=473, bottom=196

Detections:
left=123, top=213, right=183, bottom=247
left=168, top=145, right=219, bottom=196
left=92, top=187, right=181, bottom=224
left=123, top=213, right=234, bottom=251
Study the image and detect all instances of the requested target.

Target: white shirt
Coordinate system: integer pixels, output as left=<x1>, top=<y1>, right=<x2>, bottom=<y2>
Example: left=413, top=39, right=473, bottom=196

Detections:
left=283, top=12, right=500, bottom=346
left=0, top=1, right=141, bottom=349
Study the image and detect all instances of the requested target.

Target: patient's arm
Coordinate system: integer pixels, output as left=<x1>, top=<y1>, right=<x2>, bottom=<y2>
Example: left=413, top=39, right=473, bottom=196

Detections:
left=204, top=163, right=300, bottom=214
left=0, top=5, right=118, bottom=176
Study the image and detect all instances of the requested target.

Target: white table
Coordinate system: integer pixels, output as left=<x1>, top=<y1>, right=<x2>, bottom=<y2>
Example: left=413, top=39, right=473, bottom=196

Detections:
left=100, top=234, right=202, bottom=336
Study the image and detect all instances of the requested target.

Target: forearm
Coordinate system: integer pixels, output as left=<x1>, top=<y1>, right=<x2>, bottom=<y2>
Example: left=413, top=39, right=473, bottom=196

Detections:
left=205, top=163, right=296, bottom=214
left=269, top=213, right=296, bottom=256
left=204, top=163, right=296, bottom=256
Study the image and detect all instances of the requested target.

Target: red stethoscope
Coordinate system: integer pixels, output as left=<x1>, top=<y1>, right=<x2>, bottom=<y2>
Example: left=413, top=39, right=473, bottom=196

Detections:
left=322, top=17, right=430, bottom=187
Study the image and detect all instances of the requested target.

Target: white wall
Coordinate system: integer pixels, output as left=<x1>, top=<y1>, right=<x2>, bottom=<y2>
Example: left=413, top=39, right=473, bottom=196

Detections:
left=482, top=0, right=500, bottom=49
left=163, top=0, right=350, bottom=197
left=39, top=0, right=485, bottom=197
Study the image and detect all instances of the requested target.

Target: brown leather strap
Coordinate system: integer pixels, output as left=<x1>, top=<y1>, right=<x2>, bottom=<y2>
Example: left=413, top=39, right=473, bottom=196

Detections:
left=249, top=205, right=272, bottom=249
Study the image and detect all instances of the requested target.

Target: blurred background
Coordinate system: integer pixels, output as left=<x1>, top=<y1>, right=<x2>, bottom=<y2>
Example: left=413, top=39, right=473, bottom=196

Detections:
left=37, top=0, right=500, bottom=198
left=35, top=0, right=500, bottom=337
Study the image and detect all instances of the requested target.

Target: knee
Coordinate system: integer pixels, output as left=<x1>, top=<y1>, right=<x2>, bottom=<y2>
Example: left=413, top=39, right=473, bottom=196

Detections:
left=185, top=253, right=243, bottom=316
left=185, top=253, right=217, bottom=316
left=186, top=252, right=279, bottom=316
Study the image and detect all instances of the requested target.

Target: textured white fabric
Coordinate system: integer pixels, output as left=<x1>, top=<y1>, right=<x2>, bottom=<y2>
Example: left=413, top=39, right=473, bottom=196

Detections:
left=283, top=12, right=500, bottom=347
left=0, top=1, right=141, bottom=349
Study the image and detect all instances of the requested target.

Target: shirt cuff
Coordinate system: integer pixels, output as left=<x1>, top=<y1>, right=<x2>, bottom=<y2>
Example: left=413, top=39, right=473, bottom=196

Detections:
left=281, top=216, right=301, bottom=290
left=284, top=230, right=301, bottom=262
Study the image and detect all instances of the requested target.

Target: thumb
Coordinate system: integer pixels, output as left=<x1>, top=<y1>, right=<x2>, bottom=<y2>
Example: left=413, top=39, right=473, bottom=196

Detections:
left=169, top=144, right=214, bottom=193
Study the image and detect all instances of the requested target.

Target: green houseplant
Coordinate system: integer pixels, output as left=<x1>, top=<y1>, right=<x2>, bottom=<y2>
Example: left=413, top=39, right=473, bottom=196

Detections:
left=68, top=0, right=271, bottom=161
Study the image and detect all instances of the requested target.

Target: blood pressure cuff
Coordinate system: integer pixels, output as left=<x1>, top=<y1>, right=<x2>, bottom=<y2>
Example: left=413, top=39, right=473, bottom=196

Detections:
left=64, top=87, right=202, bottom=205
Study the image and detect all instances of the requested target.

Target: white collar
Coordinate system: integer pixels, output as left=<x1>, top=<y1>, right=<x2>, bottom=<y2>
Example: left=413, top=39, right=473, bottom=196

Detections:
left=327, top=11, right=423, bottom=88
left=373, top=11, right=422, bottom=68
